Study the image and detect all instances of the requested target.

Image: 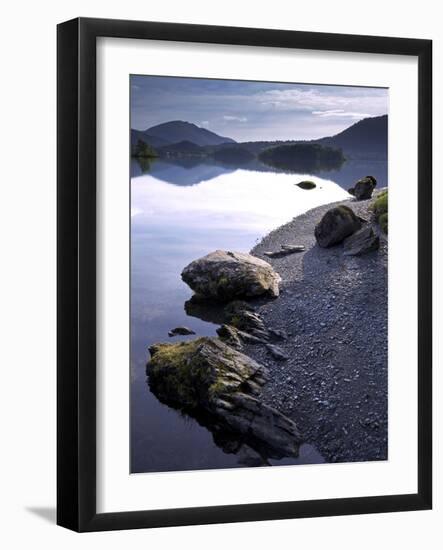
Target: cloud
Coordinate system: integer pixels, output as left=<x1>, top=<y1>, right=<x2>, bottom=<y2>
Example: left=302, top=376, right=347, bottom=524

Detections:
left=256, top=87, right=387, bottom=116
left=312, top=109, right=373, bottom=118
left=223, top=115, right=248, bottom=122
left=200, top=120, right=210, bottom=127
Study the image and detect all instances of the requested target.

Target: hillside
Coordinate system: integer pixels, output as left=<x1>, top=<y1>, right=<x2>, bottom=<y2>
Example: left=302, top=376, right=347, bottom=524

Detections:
left=131, top=115, right=388, bottom=162
left=315, top=115, right=388, bottom=160
left=259, top=143, right=345, bottom=172
left=143, top=120, right=236, bottom=147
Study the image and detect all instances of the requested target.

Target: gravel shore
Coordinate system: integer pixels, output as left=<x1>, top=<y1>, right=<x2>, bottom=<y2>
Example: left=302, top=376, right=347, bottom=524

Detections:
left=246, top=192, right=388, bottom=463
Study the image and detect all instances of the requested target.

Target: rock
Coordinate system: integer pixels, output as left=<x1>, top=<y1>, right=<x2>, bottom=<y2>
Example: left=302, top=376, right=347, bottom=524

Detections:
left=147, top=337, right=301, bottom=456
left=266, top=343, right=289, bottom=361
left=217, top=324, right=267, bottom=347
left=168, top=326, right=196, bottom=337
left=264, top=244, right=305, bottom=258
left=281, top=244, right=305, bottom=252
left=353, top=176, right=377, bottom=201
left=269, top=328, right=288, bottom=340
left=216, top=324, right=243, bottom=349
left=296, top=180, right=316, bottom=190
left=225, top=306, right=268, bottom=340
left=348, top=187, right=355, bottom=196
left=314, top=205, right=362, bottom=248
left=343, top=226, right=380, bottom=256
left=181, top=250, right=281, bottom=301
left=224, top=300, right=254, bottom=317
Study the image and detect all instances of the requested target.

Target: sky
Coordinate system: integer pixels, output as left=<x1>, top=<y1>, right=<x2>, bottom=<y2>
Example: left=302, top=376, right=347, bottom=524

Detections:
left=130, top=75, right=388, bottom=142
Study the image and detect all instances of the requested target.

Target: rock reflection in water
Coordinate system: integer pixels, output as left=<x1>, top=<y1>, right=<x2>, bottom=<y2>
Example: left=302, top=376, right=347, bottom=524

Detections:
left=147, top=376, right=300, bottom=466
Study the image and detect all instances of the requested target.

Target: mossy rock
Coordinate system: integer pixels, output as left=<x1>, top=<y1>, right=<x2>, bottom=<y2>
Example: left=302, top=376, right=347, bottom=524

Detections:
left=146, top=337, right=301, bottom=457
left=181, top=250, right=281, bottom=301
left=314, top=205, right=362, bottom=247
left=353, top=176, right=377, bottom=200
left=371, top=190, right=388, bottom=234
left=147, top=337, right=266, bottom=410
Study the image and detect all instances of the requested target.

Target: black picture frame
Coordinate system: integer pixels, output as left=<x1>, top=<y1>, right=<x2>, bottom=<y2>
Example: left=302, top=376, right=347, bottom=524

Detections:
left=57, top=17, right=432, bottom=532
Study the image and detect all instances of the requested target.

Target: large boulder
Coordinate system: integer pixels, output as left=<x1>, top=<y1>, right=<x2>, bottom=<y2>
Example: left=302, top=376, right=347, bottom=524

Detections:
left=353, top=176, right=377, bottom=201
left=181, top=250, right=281, bottom=301
left=343, top=226, right=380, bottom=256
left=314, top=205, right=362, bottom=248
left=147, top=337, right=301, bottom=457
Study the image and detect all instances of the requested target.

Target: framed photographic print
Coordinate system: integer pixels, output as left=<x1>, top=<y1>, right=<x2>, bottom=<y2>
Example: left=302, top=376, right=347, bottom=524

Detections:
left=57, top=17, right=432, bottom=531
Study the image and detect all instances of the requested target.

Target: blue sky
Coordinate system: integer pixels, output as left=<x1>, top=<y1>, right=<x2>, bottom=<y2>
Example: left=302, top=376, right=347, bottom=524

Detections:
left=130, top=75, right=388, bottom=142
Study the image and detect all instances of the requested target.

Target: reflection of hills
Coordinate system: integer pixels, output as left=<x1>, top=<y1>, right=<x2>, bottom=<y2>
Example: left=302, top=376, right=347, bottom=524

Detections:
left=131, top=156, right=387, bottom=191
left=132, top=157, right=292, bottom=186
left=132, top=158, right=236, bottom=186
left=315, top=159, right=388, bottom=189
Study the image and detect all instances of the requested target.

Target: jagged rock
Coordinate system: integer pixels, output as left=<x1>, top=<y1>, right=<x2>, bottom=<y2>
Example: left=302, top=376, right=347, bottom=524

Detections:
left=296, top=180, right=316, bottom=190
left=343, top=226, right=380, bottom=256
left=217, top=324, right=268, bottom=348
left=147, top=337, right=301, bottom=456
left=168, top=326, right=196, bottom=337
left=353, top=176, right=377, bottom=201
left=223, top=300, right=254, bottom=317
left=266, top=343, right=289, bottom=361
left=268, top=328, right=288, bottom=340
left=348, top=187, right=355, bottom=196
left=181, top=250, right=281, bottom=301
left=224, top=303, right=268, bottom=340
left=216, top=324, right=243, bottom=349
left=314, top=205, right=362, bottom=248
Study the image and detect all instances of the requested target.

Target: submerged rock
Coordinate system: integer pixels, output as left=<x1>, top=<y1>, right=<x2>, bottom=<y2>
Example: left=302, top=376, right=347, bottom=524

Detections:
left=314, top=205, right=362, bottom=248
left=353, top=176, right=377, bottom=201
left=343, top=226, right=380, bottom=256
left=168, top=326, right=196, bottom=337
left=296, top=180, right=316, bottom=190
left=147, top=337, right=301, bottom=456
left=181, top=250, right=281, bottom=301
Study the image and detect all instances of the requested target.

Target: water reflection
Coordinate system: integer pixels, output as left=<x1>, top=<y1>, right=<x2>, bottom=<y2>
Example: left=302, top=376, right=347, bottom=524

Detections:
left=130, top=157, right=382, bottom=473
left=132, top=156, right=387, bottom=190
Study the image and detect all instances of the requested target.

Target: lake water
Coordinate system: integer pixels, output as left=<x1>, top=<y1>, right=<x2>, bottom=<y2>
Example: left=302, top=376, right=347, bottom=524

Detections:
left=130, top=157, right=387, bottom=473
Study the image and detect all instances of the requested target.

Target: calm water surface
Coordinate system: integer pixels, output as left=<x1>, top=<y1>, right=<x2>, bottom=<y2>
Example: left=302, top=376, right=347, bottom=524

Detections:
left=130, top=158, right=387, bottom=473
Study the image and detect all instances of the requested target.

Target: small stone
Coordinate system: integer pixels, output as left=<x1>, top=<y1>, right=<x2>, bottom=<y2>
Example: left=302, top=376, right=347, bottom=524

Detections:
left=296, top=180, right=316, bottom=190
left=168, top=326, right=196, bottom=337
left=266, top=344, right=289, bottom=361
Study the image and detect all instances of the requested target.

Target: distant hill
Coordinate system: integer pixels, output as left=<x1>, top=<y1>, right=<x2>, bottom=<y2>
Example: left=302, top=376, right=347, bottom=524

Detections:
left=212, top=146, right=255, bottom=165
left=159, top=140, right=205, bottom=154
left=131, top=129, right=171, bottom=154
left=259, top=143, right=345, bottom=172
left=142, top=120, right=236, bottom=147
left=131, top=115, right=387, bottom=161
left=315, top=115, right=388, bottom=160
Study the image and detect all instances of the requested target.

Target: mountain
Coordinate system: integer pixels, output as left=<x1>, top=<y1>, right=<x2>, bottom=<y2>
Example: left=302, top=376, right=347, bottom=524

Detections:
left=143, top=120, right=236, bottom=147
left=315, top=114, right=388, bottom=160
left=131, top=129, right=171, bottom=154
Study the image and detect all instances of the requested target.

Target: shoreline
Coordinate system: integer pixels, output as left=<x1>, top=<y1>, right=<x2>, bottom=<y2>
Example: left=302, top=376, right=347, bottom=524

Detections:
left=243, top=191, right=388, bottom=463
